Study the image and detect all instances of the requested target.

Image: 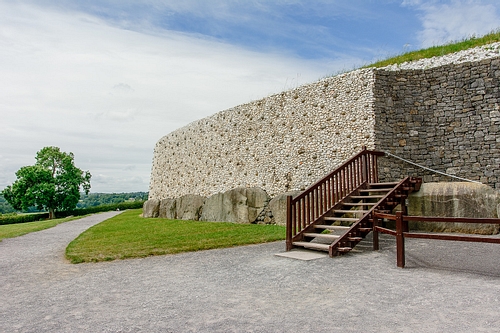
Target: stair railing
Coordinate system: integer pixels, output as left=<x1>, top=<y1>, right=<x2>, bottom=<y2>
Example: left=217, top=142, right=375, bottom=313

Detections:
left=286, top=147, right=385, bottom=250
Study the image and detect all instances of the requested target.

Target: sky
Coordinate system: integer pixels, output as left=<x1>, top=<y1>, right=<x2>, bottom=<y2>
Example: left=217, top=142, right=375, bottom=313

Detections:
left=1, top=0, right=500, bottom=193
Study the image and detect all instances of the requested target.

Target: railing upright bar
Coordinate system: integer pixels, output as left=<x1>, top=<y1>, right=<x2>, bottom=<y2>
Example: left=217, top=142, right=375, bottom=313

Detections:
left=316, top=187, right=320, bottom=220
left=355, top=157, right=360, bottom=186
left=356, top=159, right=360, bottom=185
left=326, top=180, right=330, bottom=210
left=354, top=161, right=357, bottom=187
left=286, top=195, right=292, bottom=250
left=304, top=192, right=312, bottom=228
left=335, top=173, right=339, bottom=203
left=292, top=202, right=297, bottom=236
left=347, top=164, right=352, bottom=193
left=368, top=154, right=373, bottom=183
left=301, top=197, right=305, bottom=229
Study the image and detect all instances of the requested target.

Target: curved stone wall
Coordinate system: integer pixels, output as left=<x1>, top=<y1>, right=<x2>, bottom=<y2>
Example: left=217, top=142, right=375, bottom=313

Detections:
left=149, top=69, right=376, bottom=199
left=146, top=44, right=500, bottom=225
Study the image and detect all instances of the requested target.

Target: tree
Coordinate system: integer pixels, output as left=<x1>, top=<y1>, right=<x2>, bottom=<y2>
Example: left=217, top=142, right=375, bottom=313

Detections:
left=2, top=147, right=91, bottom=219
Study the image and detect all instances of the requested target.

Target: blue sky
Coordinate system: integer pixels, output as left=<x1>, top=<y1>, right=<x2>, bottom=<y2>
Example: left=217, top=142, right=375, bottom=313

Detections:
left=1, top=0, right=499, bottom=193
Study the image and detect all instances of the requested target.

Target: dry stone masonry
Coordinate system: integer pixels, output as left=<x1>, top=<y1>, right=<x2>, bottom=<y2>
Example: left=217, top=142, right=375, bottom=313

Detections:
left=145, top=43, right=500, bottom=224
left=376, top=44, right=500, bottom=186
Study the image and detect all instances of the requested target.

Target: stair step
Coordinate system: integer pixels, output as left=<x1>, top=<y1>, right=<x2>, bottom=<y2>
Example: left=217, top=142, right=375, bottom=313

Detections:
left=347, top=237, right=363, bottom=242
left=359, top=188, right=393, bottom=193
left=324, top=217, right=359, bottom=222
left=334, top=209, right=369, bottom=214
left=351, top=195, right=385, bottom=199
left=369, top=182, right=399, bottom=187
left=358, top=228, right=372, bottom=233
left=336, top=247, right=352, bottom=253
left=343, top=202, right=377, bottom=206
left=304, top=233, right=340, bottom=240
left=292, top=241, right=330, bottom=251
left=315, top=225, right=350, bottom=231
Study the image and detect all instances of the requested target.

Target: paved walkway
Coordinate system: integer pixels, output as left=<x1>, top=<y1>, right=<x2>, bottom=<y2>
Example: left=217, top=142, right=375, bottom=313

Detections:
left=1, top=212, right=499, bottom=332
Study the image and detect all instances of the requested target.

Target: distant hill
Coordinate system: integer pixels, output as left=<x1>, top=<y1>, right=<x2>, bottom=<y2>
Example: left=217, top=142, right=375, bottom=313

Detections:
left=0, top=192, right=148, bottom=214
left=76, top=192, right=148, bottom=209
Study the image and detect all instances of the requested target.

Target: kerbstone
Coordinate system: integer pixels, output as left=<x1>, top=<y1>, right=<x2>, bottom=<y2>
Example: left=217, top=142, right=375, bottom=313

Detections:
left=200, top=187, right=270, bottom=224
left=409, top=182, right=500, bottom=234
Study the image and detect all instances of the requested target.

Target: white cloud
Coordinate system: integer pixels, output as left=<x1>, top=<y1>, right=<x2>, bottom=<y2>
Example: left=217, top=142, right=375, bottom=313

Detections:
left=0, top=2, right=350, bottom=193
left=408, top=0, right=500, bottom=47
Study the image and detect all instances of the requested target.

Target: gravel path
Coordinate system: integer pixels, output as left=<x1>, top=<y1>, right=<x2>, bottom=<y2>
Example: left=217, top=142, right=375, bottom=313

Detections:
left=1, top=212, right=499, bottom=332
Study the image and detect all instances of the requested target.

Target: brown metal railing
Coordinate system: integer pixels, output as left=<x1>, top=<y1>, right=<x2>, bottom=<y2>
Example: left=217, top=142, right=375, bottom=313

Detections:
left=373, top=211, right=500, bottom=268
left=286, top=147, right=385, bottom=250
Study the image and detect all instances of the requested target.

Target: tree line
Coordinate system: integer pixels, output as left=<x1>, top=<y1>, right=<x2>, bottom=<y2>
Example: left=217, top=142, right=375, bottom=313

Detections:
left=0, top=192, right=148, bottom=215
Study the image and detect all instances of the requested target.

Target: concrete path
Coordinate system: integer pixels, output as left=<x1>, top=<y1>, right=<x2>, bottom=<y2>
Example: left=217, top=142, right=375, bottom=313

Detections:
left=1, top=212, right=499, bottom=332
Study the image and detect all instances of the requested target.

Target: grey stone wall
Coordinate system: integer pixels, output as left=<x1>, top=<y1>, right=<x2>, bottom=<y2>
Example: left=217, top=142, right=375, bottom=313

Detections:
left=374, top=57, right=500, bottom=188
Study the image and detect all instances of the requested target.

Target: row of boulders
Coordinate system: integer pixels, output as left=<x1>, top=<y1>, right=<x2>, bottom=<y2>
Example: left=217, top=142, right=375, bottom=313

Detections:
left=143, top=187, right=300, bottom=225
left=143, top=182, right=500, bottom=234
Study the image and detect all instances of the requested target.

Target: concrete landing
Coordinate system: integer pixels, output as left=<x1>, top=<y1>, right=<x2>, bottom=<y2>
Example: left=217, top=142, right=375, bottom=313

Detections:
left=275, top=249, right=328, bottom=260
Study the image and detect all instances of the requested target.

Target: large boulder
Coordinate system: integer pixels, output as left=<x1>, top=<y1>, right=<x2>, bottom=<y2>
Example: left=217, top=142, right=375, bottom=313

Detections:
left=143, top=199, right=160, bottom=218
left=267, top=191, right=301, bottom=226
left=408, top=182, right=500, bottom=234
left=159, top=198, right=176, bottom=219
left=176, top=194, right=205, bottom=220
left=200, top=187, right=270, bottom=223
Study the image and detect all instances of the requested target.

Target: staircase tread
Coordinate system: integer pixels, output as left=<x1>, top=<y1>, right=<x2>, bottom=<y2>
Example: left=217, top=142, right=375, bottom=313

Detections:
left=292, top=241, right=330, bottom=251
left=369, top=182, right=400, bottom=186
left=359, top=188, right=393, bottom=192
left=304, top=233, right=340, bottom=240
left=334, top=209, right=369, bottom=214
left=315, top=225, right=350, bottom=230
left=336, top=247, right=352, bottom=252
left=351, top=195, right=385, bottom=199
left=324, top=217, right=359, bottom=222
left=343, top=202, right=377, bottom=206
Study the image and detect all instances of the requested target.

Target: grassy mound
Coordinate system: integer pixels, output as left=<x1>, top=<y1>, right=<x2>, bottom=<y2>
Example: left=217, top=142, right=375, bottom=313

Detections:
left=366, top=30, right=500, bottom=68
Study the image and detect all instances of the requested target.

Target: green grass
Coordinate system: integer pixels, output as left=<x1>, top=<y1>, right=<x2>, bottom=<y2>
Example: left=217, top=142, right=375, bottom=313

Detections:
left=0, top=215, right=86, bottom=242
left=365, top=30, right=500, bottom=68
left=65, top=209, right=286, bottom=263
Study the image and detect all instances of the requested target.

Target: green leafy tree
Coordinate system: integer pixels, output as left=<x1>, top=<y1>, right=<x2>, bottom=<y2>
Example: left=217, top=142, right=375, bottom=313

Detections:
left=2, top=147, right=91, bottom=219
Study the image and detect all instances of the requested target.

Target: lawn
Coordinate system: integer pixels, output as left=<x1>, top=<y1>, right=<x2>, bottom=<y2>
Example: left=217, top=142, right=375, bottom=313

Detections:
left=0, top=215, right=85, bottom=242
left=66, top=209, right=286, bottom=263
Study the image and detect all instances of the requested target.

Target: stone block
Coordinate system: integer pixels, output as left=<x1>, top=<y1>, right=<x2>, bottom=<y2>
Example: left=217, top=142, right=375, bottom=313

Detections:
left=176, top=194, right=205, bottom=221
left=268, top=191, right=301, bottom=226
left=143, top=199, right=160, bottom=218
left=409, top=182, right=500, bottom=234
left=159, top=198, right=176, bottom=219
left=200, top=187, right=270, bottom=224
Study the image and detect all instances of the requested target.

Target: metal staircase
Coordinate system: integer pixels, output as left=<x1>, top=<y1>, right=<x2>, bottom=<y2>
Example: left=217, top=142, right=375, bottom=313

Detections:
left=286, top=148, right=422, bottom=257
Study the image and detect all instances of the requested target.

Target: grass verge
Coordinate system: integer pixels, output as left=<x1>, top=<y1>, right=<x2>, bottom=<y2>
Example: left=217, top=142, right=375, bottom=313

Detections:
left=65, top=209, right=286, bottom=263
left=0, top=215, right=85, bottom=242
left=366, top=30, right=500, bottom=68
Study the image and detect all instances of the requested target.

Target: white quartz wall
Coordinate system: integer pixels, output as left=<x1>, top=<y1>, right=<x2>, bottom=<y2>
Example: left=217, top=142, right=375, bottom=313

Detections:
left=148, top=69, right=376, bottom=199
